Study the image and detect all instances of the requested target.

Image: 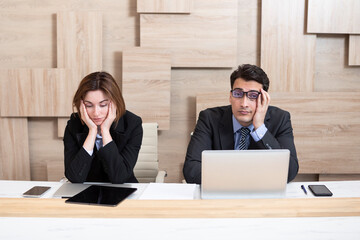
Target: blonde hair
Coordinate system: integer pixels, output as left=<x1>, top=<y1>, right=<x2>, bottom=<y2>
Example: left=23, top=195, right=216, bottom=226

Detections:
left=73, top=72, right=125, bottom=126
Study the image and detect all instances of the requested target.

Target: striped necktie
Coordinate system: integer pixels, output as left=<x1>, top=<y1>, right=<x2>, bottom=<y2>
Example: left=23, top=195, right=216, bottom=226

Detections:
left=237, top=127, right=250, bottom=150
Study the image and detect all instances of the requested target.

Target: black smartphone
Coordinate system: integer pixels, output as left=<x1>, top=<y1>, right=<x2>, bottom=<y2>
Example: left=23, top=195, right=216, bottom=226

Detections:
left=22, top=186, right=51, bottom=198
left=308, top=185, right=333, bottom=197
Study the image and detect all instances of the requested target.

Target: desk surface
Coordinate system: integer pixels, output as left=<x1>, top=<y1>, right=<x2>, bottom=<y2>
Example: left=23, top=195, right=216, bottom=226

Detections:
left=2, top=180, right=360, bottom=199
left=1, top=180, right=360, bottom=239
left=1, top=197, right=360, bottom=218
left=0, top=180, right=360, bottom=218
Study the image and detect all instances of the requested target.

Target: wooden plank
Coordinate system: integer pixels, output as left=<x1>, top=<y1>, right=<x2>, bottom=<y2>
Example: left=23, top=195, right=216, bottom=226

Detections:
left=0, top=12, right=54, bottom=69
left=137, top=0, right=192, bottom=13
left=307, top=0, right=360, bottom=34
left=57, top=11, right=102, bottom=78
left=0, top=69, right=76, bottom=117
left=196, top=91, right=360, bottom=174
left=0, top=197, right=360, bottom=218
left=47, top=160, right=64, bottom=181
left=28, top=118, right=64, bottom=181
left=319, top=174, right=360, bottom=182
left=349, top=35, right=360, bottom=66
left=122, top=48, right=171, bottom=130
left=0, top=118, right=30, bottom=180
left=57, top=118, right=69, bottom=138
left=140, top=0, right=237, bottom=67
left=261, top=0, right=316, bottom=92
left=315, top=35, right=360, bottom=92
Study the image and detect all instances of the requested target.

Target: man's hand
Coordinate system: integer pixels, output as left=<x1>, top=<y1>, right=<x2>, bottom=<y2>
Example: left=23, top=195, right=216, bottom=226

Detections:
left=253, top=88, right=270, bottom=130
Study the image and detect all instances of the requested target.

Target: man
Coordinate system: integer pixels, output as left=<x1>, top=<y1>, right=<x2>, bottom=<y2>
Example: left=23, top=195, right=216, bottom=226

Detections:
left=183, top=64, right=299, bottom=184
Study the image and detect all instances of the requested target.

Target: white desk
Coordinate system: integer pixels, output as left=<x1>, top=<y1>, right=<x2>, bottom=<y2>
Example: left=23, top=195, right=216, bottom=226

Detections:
left=1, top=180, right=360, bottom=199
left=0, top=216, right=359, bottom=240
left=1, top=180, right=360, bottom=239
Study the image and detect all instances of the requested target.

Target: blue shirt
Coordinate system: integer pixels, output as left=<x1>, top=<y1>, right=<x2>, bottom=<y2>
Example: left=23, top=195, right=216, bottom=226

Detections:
left=232, top=115, right=268, bottom=149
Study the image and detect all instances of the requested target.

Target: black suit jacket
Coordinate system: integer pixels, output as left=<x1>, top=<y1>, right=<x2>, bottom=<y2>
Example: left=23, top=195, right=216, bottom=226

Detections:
left=183, top=105, right=299, bottom=184
left=63, top=111, right=143, bottom=184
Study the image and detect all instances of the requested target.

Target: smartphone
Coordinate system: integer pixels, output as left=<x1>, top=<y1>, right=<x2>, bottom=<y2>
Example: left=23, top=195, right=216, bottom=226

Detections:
left=22, top=186, right=51, bottom=198
left=308, top=185, right=333, bottom=197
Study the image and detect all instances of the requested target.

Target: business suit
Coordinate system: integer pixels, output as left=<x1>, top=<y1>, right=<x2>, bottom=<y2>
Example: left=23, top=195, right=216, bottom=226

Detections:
left=183, top=105, right=299, bottom=184
left=63, top=110, right=143, bottom=184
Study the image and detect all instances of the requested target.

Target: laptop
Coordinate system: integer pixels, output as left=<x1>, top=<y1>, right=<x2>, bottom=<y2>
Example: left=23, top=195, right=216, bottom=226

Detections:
left=53, top=183, right=91, bottom=198
left=201, top=149, right=290, bottom=199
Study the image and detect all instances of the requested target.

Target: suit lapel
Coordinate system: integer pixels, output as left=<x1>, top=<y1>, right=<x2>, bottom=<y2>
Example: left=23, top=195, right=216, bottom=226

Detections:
left=219, top=106, right=235, bottom=150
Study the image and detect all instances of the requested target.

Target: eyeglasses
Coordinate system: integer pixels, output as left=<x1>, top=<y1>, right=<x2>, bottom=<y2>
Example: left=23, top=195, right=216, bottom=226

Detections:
left=231, top=88, right=261, bottom=100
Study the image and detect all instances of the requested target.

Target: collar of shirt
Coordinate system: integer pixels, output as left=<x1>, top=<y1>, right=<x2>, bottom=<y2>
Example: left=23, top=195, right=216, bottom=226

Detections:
left=232, top=115, right=254, bottom=133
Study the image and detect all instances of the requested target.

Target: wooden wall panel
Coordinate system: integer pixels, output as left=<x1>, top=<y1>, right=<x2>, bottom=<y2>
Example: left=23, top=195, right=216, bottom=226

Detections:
left=196, top=91, right=360, bottom=174
left=28, top=118, right=64, bottom=181
left=140, top=0, right=237, bottom=68
left=261, top=0, right=316, bottom=92
left=57, top=11, right=103, bottom=78
left=0, top=12, right=55, bottom=69
left=0, top=69, right=76, bottom=117
left=47, top=160, right=64, bottom=181
left=314, top=35, right=360, bottom=92
left=137, top=0, right=192, bottom=13
left=122, top=48, right=171, bottom=130
left=57, top=118, right=69, bottom=138
left=0, top=118, right=30, bottom=180
left=349, top=35, right=360, bottom=66
left=307, top=0, right=360, bottom=34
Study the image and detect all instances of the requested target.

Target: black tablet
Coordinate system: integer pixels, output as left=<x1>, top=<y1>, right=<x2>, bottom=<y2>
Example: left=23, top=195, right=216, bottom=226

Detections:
left=65, top=185, right=137, bottom=207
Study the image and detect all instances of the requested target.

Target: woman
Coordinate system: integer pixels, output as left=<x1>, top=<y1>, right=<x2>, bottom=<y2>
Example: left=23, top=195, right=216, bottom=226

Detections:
left=63, top=71, right=143, bottom=183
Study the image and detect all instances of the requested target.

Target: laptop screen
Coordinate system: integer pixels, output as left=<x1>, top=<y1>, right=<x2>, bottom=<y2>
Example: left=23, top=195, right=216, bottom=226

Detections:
left=201, top=149, right=290, bottom=199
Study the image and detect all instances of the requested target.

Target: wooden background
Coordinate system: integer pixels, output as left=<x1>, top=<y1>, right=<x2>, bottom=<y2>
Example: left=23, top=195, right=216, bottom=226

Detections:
left=0, top=0, right=359, bottom=182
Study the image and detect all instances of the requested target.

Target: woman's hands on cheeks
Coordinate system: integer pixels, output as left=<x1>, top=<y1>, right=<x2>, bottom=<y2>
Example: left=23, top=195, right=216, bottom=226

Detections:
left=252, top=88, right=270, bottom=130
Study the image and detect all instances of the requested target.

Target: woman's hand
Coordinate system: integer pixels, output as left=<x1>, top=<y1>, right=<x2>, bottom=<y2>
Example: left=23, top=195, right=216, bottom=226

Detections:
left=80, top=101, right=97, bottom=132
left=101, top=101, right=117, bottom=146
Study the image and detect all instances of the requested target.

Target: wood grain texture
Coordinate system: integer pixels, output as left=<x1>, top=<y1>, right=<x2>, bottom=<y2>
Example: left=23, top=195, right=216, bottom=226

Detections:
left=28, top=118, right=64, bottom=181
left=314, top=35, right=360, bottom=92
left=0, top=12, right=55, bottom=69
left=57, top=118, right=69, bottom=138
left=122, top=48, right=171, bottom=130
left=196, top=91, right=360, bottom=174
left=140, top=0, right=237, bottom=67
left=57, top=11, right=102, bottom=78
left=349, top=35, right=360, bottom=66
left=47, top=160, right=64, bottom=181
left=261, top=0, right=316, bottom=92
left=319, top=174, right=360, bottom=182
left=0, top=69, right=76, bottom=117
left=1, top=197, right=360, bottom=218
left=0, top=118, right=30, bottom=180
left=137, top=0, right=192, bottom=13
left=307, top=0, right=360, bottom=34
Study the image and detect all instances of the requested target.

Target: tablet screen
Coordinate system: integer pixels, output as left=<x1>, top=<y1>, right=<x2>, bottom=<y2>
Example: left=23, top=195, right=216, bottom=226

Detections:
left=65, top=185, right=137, bottom=207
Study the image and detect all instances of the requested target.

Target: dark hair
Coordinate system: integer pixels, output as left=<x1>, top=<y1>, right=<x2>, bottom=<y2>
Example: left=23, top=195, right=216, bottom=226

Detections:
left=230, top=64, right=269, bottom=91
left=73, top=71, right=126, bottom=125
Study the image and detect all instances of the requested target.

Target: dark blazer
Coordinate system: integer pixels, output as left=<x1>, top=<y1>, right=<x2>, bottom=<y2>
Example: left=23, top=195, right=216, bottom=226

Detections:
left=183, top=105, right=299, bottom=184
left=63, top=110, right=143, bottom=184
